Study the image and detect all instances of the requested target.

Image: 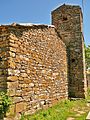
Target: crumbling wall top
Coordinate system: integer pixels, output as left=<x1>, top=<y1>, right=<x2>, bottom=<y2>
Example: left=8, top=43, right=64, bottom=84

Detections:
left=0, top=23, right=55, bottom=28
left=52, top=4, right=83, bottom=18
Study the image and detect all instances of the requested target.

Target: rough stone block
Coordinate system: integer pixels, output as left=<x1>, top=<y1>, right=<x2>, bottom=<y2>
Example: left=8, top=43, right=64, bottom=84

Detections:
left=15, top=102, right=27, bottom=113
left=7, top=76, right=18, bottom=81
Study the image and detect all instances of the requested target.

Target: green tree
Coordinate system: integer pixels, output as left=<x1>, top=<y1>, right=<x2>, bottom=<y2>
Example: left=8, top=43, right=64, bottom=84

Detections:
left=85, top=45, right=90, bottom=69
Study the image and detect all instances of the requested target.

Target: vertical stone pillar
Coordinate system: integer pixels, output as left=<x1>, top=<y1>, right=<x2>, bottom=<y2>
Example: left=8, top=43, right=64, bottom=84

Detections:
left=52, top=4, right=87, bottom=98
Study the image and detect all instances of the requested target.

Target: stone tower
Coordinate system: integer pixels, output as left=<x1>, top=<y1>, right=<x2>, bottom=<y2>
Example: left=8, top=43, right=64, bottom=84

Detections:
left=52, top=4, right=87, bottom=98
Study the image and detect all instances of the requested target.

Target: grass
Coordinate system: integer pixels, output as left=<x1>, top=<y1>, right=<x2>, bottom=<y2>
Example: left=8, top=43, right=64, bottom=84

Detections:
left=87, top=88, right=90, bottom=100
left=20, top=89, right=90, bottom=120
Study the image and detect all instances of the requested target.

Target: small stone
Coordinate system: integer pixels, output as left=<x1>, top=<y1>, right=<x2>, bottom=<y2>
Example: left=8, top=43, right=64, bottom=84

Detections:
left=7, top=88, right=16, bottom=96
left=8, top=69, right=14, bottom=76
left=23, top=78, right=32, bottom=84
left=9, top=51, right=16, bottom=57
left=53, top=72, right=59, bottom=76
left=15, top=102, right=26, bottom=113
left=7, top=81, right=18, bottom=89
left=16, top=90, right=22, bottom=96
left=9, top=33, right=18, bottom=40
left=14, top=113, right=21, bottom=120
left=77, top=111, right=85, bottom=114
left=7, top=76, right=18, bottom=81
left=27, top=70, right=30, bottom=73
left=87, top=103, right=90, bottom=107
left=41, top=70, right=46, bottom=74
left=14, top=70, right=20, bottom=76
left=21, top=73, right=28, bottom=77
left=40, top=101, right=45, bottom=105
left=24, top=57, right=29, bottom=61
left=67, top=117, right=75, bottom=120
left=13, top=97, right=23, bottom=103
left=86, top=112, right=90, bottom=120
left=10, top=47, right=16, bottom=52
left=36, top=103, right=40, bottom=108
left=29, top=83, right=34, bottom=87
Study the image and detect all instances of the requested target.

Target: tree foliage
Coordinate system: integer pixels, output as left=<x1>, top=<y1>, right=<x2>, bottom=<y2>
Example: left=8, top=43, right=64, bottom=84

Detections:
left=0, top=92, right=11, bottom=118
left=85, top=45, right=90, bottom=69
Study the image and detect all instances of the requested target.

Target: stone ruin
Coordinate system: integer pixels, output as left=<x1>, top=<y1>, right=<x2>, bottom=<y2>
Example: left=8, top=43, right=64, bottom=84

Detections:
left=0, top=4, right=87, bottom=119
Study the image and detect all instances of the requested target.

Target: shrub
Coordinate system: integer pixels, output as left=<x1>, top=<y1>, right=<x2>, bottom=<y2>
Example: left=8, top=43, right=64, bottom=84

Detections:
left=0, top=92, right=11, bottom=118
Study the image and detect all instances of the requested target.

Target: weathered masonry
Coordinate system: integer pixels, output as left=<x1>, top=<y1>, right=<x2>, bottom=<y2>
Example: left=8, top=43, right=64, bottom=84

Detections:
left=0, top=24, right=68, bottom=119
left=0, top=4, right=87, bottom=119
left=52, top=4, right=87, bottom=98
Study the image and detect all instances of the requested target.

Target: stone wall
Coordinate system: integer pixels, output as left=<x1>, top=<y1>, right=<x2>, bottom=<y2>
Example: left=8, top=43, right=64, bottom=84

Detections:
left=52, top=4, right=87, bottom=98
left=0, top=27, right=9, bottom=91
left=0, top=4, right=87, bottom=119
left=0, top=25, right=68, bottom=119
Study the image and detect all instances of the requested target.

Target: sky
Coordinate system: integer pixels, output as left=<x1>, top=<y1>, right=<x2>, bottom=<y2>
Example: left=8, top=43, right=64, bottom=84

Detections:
left=0, top=0, right=89, bottom=46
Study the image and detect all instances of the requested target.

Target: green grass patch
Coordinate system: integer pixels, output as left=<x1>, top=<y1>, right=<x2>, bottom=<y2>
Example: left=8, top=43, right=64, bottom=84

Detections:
left=75, top=112, right=88, bottom=120
left=20, top=89, right=90, bottom=120
left=87, top=88, right=90, bottom=100
left=20, top=99, right=90, bottom=120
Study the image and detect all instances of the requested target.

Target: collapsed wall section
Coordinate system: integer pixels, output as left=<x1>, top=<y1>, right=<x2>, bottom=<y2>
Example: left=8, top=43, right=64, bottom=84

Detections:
left=4, top=25, right=68, bottom=118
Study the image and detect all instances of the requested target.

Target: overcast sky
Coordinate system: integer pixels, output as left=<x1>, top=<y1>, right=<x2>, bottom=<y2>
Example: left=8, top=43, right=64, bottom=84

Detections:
left=0, top=0, right=89, bottom=45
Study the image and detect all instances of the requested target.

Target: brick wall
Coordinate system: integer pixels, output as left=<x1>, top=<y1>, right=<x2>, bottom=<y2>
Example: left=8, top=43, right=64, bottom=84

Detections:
left=0, top=25, right=68, bottom=119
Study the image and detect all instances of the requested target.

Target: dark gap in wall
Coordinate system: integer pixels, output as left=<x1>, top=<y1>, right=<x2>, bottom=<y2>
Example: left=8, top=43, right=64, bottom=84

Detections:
left=0, top=57, right=2, bottom=61
left=62, top=16, right=68, bottom=21
left=72, top=59, right=75, bottom=63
